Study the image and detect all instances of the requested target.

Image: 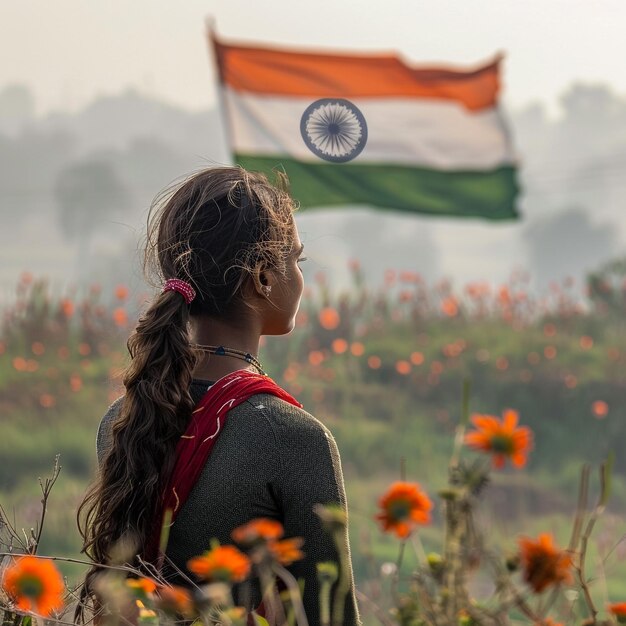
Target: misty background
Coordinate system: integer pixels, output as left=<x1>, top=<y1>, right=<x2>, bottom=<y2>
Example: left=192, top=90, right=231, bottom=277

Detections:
left=1, top=80, right=624, bottom=301
left=2, top=0, right=626, bottom=302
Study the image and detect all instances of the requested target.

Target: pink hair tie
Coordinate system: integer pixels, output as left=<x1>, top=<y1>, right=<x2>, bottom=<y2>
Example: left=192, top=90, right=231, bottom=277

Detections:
left=162, top=278, right=196, bottom=305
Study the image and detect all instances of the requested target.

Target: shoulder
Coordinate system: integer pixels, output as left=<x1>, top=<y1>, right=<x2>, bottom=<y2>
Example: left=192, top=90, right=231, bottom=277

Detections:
left=237, top=393, right=337, bottom=448
left=243, top=393, right=330, bottom=431
left=242, top=395, right=347, bottom=504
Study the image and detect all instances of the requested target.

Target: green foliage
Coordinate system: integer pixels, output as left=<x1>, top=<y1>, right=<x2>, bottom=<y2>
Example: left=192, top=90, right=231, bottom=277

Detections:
left=2, top=271, right=626, bottom=604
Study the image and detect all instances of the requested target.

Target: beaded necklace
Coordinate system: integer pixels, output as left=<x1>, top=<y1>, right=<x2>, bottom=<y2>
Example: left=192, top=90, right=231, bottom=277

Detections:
left=192, top=344, right=266, bottom=376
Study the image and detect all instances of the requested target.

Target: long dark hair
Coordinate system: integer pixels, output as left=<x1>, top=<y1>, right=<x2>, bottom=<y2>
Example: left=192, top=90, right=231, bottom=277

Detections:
left=75, top=166, right=296, bottom=622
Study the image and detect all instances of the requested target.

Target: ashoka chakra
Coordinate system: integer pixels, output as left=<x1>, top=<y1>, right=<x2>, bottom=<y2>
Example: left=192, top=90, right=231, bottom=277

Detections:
left=300, top=98, right=367, bottom=163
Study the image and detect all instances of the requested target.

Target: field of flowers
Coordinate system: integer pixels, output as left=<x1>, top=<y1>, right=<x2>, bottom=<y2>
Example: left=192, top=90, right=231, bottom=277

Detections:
left=2, top=262, right=626, bottom=624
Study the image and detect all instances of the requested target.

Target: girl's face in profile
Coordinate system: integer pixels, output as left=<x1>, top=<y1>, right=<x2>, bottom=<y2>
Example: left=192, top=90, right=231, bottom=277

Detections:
left=262, top=223, right=305, bottom=336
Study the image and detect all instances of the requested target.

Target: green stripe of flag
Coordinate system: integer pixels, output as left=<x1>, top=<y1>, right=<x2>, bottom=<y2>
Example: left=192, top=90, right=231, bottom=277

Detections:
left=235, top=154, right=519, bottom=220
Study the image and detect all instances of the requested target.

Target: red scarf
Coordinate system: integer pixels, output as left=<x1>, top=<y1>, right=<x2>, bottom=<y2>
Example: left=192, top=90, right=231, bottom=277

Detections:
left=145, top=370, right=302, bottom=567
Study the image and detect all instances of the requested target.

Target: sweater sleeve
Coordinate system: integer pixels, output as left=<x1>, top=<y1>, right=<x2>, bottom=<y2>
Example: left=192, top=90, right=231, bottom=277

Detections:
left=269, top=399, right=361, bottom=626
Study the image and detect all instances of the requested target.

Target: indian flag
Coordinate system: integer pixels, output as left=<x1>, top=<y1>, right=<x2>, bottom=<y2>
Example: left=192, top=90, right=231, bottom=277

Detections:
left=211, top=33, right=519, bottom=220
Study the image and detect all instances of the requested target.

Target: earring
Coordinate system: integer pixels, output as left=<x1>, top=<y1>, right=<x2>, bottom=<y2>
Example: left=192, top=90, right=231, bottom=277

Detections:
left=262, top=285, right=272, bottom=296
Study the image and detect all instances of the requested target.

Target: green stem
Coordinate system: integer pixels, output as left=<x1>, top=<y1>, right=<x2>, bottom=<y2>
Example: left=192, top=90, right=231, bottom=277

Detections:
left=331, top=529, right=351, bottom=626
left=410, top=533, right=428, bottom=566
left=272, top=563, right=309, bottom=626
left=578, top=461, right=611, bottom=623
left=568, top=464, right=590, bottom=552
left=390, top=540, right=406, bottom=605
left=319, top=581, right=331, bottom=626
left=449, top=379, right=471, bottom=471
left=259, top=562, right=287, bottom=626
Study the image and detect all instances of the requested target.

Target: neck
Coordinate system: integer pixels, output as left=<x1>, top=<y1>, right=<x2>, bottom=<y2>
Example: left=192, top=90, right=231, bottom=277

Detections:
left=190, top=315, right=262, bottom=380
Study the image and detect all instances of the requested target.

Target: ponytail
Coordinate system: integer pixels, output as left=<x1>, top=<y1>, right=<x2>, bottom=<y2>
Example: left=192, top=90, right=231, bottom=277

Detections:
left=75, top=290, right=196, bottom=623
left=74, top=165, right=297, bottom=623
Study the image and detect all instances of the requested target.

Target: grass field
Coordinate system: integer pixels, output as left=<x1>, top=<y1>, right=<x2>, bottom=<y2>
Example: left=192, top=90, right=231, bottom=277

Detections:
left=2, top=268, right=626, bottom=623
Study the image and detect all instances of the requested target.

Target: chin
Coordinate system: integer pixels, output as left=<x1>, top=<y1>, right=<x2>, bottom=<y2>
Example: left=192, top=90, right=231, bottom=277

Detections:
left=283, top=319, right=296, bottom=334
left=265, top=318, right=296, bottom=336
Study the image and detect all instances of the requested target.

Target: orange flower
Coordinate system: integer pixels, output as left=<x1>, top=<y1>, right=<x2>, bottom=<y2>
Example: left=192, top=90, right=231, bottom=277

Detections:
left=464, top=409, right=533, bottom=469
left=592, top=400, right=609, bottom=418
left=544, top=323, right=557, bottom=337
left=399, top=270, right=421, bottom=283
left=376, top=481, right=433, bottom=539
left=115, top=284, right=129, bottom=301
left=39, top=393, right=56, bottom=408
left=410, top=351, right=424, bottom=365
left=221, top=607, right=247, bottom=625
left=13, top=357, right=27, bottom=372
left=2, top=555, right=65, bottom=616
left=441, top=297, right=459, bottom=317
left=350, top=342, right=365, bottom=357
left=187, top=545, right=251, bottom=583
left=395, top=360, right=411, bottom=375
left=112, top=307, right=128, bottom=327
left=156, top=585, right=194, bottom=616
left=534, top=619, right=563, bottom=626
left=308, top=350, right=325, bottom=366
left=20, top=271, right=34, bottom=285
left=135, top=600, right=158, bottom=624
left=125, top=577, right=157, bottom=595
left=544, top=345, right=557, bottom=360
left=268, top=538, right=305, bottom=565
left=518, top=533, right=573, bottom=593
left=232, top=518, right=284, bottom=545
left=319, top=307, right=340, bottom=330
left=331, top=338, right=348, bottom=354
left=60, top=299, right=74, bottom=318
left=609, top=602, right=626, bottom=615
left=608, top=603, right=626, bottom=623
left=70, top=374, right=83, bottom=392
left=367, top=355, right=381, bottom=369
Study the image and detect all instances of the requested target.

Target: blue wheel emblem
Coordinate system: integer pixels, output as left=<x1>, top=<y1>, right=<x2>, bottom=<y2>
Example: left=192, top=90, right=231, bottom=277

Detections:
left=300, top=98, right=367, bottom=163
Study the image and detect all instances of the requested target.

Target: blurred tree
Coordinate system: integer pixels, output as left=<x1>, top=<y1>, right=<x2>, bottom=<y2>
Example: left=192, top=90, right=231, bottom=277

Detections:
left=587, top=256, right=626, bottom=316
left=116, top=136, right=193, bottom=209
left=42, top=88, right=226, bottom=158
left=0, top=84, right=35, bottom=135
left=53, top=159, right=131, bottom=281
left=557, top=84, right=626, bottom=165
left=523, top=206, right=617, bottom=291
left=0, top=130, right=75, bottom=220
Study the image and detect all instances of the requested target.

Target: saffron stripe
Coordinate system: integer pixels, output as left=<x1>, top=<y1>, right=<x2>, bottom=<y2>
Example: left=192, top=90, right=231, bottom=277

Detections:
left=212, top=35, right=500, bottom=111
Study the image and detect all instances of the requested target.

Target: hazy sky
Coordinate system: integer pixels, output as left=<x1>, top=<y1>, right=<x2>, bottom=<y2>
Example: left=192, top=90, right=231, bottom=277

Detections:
left=3, top=0, right=626, bottom=116
left=3, top=0, right=626, bottom=294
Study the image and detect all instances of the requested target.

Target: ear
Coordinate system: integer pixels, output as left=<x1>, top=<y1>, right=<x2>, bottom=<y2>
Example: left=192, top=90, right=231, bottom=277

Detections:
left=252, top=261, right=278, bottom=298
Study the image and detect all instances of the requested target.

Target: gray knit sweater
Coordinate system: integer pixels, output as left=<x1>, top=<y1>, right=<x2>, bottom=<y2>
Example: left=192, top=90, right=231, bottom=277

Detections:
left=96, top=379, right=360, bottom=626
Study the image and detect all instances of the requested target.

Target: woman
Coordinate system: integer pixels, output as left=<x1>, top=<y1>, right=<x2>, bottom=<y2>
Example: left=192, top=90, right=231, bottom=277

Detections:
left=75, top=166, right=360, bottom=625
